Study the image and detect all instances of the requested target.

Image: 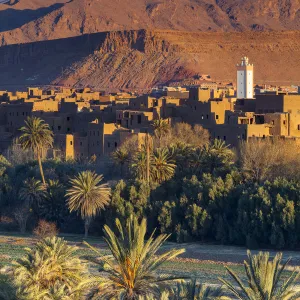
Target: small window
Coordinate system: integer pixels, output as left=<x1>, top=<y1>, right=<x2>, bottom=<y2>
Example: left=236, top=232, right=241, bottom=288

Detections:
left=58, top=126, right=61, bottom=131
left=283, top=120, right=286, bottom=125
left=108, top=142, right=110, bottom=148
left=271, top=120, right=274, bottom=125
left=67, top=117, right=70, bottom=121
left=80, top=142, right=83, bottom=146
left=206, top=114, right=209, bottom=119
left=224, top=136, right=226, bottom=141
left=216, top=115, right=219, bottom=120
left=298, top=125, right=300, bottom=131
left=201, top=115, right=204, bottom=119
left=115, top=142, right=118, bottom=148
left=67, top=128, right=70, bottom=132
left=137, top=115, right=142, bottom=124
left=70, top=141, right=73, bottom=145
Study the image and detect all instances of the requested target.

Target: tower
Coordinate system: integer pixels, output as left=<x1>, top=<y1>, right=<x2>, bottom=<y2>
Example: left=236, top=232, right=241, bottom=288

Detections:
left=237, top=57, right=254, bottom=99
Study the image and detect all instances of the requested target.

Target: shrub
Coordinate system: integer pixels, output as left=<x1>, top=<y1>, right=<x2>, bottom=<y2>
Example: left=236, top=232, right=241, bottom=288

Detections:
left=33, top=220, right=58, bottom=239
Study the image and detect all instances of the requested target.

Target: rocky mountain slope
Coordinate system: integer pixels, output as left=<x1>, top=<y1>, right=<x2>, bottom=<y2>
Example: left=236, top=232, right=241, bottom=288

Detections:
left=1, top=0, right=300, bottom=45
left=1, top=29, right=300, bottom=90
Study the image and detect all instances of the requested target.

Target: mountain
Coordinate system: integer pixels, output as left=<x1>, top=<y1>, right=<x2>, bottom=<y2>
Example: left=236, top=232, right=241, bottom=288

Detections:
left=1, top=29, right=300, bottom=91
left=1, top=0, right=300, bottom=45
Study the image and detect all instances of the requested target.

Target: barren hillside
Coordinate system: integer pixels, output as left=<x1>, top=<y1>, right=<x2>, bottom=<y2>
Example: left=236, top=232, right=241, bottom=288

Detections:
left=1, top=30, right=300, bottom=90
left=1, top=0, right=300, bottom=45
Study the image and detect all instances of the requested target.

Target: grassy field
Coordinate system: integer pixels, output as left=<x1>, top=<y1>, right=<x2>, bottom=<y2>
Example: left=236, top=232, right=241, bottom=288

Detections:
left=0, top=232, right=247, bottom=286
left=1, top=232, right=299, bottom=288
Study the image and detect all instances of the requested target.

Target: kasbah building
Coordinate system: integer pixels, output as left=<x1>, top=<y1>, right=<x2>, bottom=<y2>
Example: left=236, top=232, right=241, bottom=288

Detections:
left=1, top=57, right=300, bottom=161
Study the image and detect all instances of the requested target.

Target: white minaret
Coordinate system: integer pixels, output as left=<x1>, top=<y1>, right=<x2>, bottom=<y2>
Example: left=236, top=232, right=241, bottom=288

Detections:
left=237, top=57, right=254, bottom=99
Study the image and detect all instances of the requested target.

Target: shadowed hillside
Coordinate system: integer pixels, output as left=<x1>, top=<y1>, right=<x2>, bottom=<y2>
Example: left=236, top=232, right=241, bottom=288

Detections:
left=1, top=30, right=300, bottom=90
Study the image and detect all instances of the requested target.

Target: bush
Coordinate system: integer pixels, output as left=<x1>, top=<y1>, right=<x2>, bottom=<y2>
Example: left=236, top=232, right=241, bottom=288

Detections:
left=33, top=220, right=58, bottom=239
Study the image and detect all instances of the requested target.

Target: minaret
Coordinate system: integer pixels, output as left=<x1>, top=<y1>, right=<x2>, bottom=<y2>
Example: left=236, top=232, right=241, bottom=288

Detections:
left=236, top=57, right=254, bottom=99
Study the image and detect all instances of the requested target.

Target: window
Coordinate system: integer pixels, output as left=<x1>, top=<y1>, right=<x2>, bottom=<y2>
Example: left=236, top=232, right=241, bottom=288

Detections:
left=67, top=128, right=70, bottom=132
left=206, top=114, right=209, bottom=119
left=58, top=126, right=61, bottom=131
left=108, top=142, right=110, bottom=148
left=283, top=120, right=286, bottom=125
left=224, top=136, right=226, bottom=141
left=137, top=115, right=142, bottom=124
left=70, top=141, right=73, bottom=145
left=194, top=106, right=197, bottom=111
left=80, top=142, right=83, bottom=146
left=298, top=125, right=300, bottom=131
left=115, top=142, right=118, bottom=148
left=271, top=120, right=274, bottom=125
left=201, top=115, right=204, bottom=119
left=67, top=117, right=70, bottom=121
left=216, top=115, right=219, bottom=120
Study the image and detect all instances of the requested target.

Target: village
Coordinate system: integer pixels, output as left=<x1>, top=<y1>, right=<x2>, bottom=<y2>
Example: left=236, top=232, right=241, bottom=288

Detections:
left=0, top=57, right=300, bottom=160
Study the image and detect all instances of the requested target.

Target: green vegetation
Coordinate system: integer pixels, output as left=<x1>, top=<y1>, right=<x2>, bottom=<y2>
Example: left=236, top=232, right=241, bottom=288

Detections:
left=1, top=117, right=300, bottom=298
left=19, top=117, right=54, bottom=185
left=66, top=171, right=111, bottom=237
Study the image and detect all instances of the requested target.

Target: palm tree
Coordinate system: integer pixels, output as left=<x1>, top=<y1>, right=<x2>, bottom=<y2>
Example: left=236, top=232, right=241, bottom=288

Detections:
left=13, top=237, right=89, bottom=299
left=112, top=148, right=130, bottom=177
left=131, top=149, right=152, bottom=182
left=173, top=279, right=229, bottom=300
left=66, top=171, right=111, bottom=237
left=220, top=250, right=300, bottom=300
left=40, top=180, right=66, bottom=226
left=85, top=215, right=185, bottom=299
left=152, top=148, right=176, bottom=183
left=19, top=117, right=53, bottom=185
left=203, top=139, right=234, bottom=174
left=19, top=177, right=47, bottom=217
left=152, top=118, right=170, bottom=147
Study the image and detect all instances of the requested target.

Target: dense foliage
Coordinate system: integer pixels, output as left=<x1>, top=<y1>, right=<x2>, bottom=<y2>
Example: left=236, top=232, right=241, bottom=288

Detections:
left=1, top=121, right=300, bottom=249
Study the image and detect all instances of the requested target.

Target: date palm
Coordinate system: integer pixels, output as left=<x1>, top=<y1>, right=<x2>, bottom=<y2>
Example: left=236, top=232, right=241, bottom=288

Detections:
left=66, top=171, right=111, bottom=237
left=13, top=237, right=89, bottom=299
left=220, top=250, right=300, bottom=300
left=152, top=148, right=176, bottom=183
left=203, top=139, right=234, bottom=174
left=152, top=118, right=170, bottom=147
left=19, top=117, right=53, bottom=185
left=112, top=148, right=130, bottom=177
left=131, top=149, right=153, bottom=182
left=173, top=279, right=229, bottom=300
left=40, top=179, right=66, bottom=226
left=19, top=177, right=47, bottom=216
left=85, top=215, right=185, bottom=299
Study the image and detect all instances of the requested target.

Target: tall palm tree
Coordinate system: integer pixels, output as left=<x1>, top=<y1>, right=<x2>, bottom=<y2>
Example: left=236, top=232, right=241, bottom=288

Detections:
left=220, top=250, right=300, bottom=300
left=173, top=280, right=229, bottom=300
left=112, top=148, right=130, bottom=177
left=13, top=237, right=89, bottom=299
left=152, top=148, right=176, bottom=183
left=85, top=215, right=185, bottom=299
left=19, top=177, right=47, bottom=216
left=66, top=171, right=111, bottom=237
left=19, top=117, right=54, bottom=185
left=152, top=118, right=170, bottom=147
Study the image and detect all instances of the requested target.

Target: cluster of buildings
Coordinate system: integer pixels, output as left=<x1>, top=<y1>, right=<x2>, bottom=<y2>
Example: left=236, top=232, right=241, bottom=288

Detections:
left=1, top=57, right=300, bottom=161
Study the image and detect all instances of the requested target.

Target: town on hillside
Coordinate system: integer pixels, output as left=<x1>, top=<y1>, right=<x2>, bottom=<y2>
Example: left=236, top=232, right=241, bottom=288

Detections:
left=1, top=56, right=300, bottom=159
